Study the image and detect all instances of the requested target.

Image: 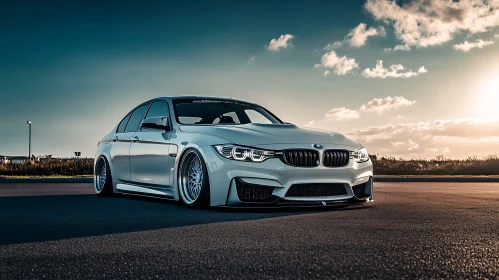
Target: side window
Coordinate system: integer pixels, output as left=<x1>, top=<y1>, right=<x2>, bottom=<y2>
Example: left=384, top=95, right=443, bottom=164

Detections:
left=146, top=102, right=169, bottom=119
left=124, top=104, right=150, bottom=133
left=116, top=113, right=132, bottom=133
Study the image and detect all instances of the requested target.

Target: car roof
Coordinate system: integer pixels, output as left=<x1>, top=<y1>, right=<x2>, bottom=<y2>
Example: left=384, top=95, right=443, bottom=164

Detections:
left=151, top=96, right=257, bottom=105
left=125, top=96, right=260, bottom=117
left=160, top=96, right=244, bottom=101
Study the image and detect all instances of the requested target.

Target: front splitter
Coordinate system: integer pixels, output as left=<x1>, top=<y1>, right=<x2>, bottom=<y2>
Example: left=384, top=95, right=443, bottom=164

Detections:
left=220, top=197, right=374, bottom=209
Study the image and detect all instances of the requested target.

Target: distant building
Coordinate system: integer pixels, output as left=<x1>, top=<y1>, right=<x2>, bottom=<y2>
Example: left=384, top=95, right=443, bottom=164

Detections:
left=0, top=156, right=9, bottom=164
left=39, top=155, right=54, bottom=162
left=8, top=156, right=40, bottom=163
left=10, top=156, right=28, bottom=164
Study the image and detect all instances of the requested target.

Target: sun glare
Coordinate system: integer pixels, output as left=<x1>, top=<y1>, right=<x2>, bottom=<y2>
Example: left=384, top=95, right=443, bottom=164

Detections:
left=479, top=78, right=499, bottom=116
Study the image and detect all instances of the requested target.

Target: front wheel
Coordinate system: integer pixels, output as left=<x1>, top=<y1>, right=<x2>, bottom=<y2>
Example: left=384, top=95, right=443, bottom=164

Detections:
left=94, top=156, right=114, bottom=197
left=178, top=149, right=210, bottom=207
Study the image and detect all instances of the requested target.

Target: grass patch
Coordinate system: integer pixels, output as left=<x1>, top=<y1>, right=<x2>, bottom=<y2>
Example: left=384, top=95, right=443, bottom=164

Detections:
left=0, top=159, right=93, bottom=177
left=371, top=154, right=499, bottom=175
left=1, top=155, right=499, bottom=176
left=0, top=175, right=93, bottom=179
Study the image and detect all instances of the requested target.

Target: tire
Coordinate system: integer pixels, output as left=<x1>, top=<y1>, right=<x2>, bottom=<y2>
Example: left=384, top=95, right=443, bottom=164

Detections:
left=178, top=149, right=210, bottom=208
left=94, top=156, right=114, bottom=197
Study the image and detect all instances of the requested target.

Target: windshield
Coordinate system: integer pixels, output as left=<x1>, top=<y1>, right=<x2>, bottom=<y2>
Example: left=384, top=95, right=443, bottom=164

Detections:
left=173, top=99, right=282, bottom=125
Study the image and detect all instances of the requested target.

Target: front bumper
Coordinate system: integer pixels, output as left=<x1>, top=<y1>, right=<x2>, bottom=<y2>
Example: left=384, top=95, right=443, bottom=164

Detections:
left=226, top=177, right=374, bottom=207
left=198, top=145, right=374, bottom=207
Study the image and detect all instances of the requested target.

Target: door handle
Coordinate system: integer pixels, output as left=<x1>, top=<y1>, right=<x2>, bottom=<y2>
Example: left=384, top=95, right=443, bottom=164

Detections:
left=132, top=136, right=139, bottom=143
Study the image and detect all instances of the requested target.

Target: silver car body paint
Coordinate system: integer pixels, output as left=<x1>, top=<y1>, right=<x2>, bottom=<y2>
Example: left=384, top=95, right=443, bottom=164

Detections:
left=94, top=96, right=374, bottom=207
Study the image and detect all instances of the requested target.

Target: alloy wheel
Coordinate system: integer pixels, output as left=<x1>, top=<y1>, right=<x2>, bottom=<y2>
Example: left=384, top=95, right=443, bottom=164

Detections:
left=180, top=153, right=205, bottom=204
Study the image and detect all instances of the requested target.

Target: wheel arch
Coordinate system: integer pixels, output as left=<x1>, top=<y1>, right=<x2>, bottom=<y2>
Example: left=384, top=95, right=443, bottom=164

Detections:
left=174, top=145, right=207, bottom=187
left=175, top=147, right=204, bottom=189
left=176, top=146, right=212, bottom=206
left=94, top=152, right=118, bottom=191
left=94, top=155, right=107, bottom=173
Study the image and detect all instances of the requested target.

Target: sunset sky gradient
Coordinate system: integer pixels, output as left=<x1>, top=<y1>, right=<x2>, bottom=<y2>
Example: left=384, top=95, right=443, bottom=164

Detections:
left=1, top=0, right=498, bottom=158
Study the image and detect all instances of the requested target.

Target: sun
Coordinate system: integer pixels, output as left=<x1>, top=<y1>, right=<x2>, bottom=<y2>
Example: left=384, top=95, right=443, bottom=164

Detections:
left=479, top=79, right=499, bottom=116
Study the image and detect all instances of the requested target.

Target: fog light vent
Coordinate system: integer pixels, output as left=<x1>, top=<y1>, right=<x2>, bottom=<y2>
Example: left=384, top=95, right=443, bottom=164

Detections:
left=235, top=179, right=274, bottom=202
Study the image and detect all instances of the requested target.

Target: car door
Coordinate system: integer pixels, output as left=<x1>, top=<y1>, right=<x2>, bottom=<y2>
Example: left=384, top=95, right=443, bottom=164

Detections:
left=110, top=104, right=150, bottom=183
left=129, top=101, right=172, bottom=187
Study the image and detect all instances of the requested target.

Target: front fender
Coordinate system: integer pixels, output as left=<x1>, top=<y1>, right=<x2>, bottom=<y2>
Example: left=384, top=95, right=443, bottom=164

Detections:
left=170, top=129, right=240, bottom=204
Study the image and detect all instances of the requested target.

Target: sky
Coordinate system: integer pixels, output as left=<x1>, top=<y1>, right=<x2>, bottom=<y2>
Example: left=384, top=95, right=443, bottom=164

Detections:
left=1, top=0, right=499, bottom=159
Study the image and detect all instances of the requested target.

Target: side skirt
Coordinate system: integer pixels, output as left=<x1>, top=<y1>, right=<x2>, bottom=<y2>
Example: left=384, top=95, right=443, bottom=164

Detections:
left=116, top=183, right=177, bottom=200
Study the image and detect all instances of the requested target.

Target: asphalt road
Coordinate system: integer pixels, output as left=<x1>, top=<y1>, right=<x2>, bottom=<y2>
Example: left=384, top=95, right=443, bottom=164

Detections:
left=0, top=183, right=498, bottom=279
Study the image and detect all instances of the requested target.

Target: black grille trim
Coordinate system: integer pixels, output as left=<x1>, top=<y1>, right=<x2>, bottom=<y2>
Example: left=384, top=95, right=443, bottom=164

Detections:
left=281, top=149, right=319, bottom=167
left=352, top=183, right=369, bottom=199
left=235, top=178, right=275, bottom=202
left=286, top=183, right=347, bottom=197
left=323, top=150, right=350, bottom=167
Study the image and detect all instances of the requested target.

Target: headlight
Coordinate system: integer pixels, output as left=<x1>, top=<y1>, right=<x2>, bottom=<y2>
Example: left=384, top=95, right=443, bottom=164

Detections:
left=214, top=145, right=275, bottom=162
left=352, top=147, right=369, bottom=163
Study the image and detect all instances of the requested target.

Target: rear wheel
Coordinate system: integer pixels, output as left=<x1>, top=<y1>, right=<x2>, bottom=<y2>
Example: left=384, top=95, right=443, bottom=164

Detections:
left=94, top=156, right=114, bottom=197
left=178, top=149, right=210, bottom=207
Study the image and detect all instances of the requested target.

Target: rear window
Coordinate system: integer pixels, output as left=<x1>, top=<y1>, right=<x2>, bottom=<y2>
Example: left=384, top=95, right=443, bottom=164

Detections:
left=146, top=101, right=169, bottom=119
left=125, top=104, right=150, bottom=132
left=116, top=113, right=132, bottom=133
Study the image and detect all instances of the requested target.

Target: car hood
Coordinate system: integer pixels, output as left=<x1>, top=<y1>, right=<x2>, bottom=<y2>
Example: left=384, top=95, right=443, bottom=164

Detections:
left=178, top=123, right=360, bottom=147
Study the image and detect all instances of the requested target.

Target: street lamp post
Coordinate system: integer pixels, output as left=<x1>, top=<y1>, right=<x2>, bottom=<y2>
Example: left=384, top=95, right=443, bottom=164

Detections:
left=27, top=121, right=32, bottom=162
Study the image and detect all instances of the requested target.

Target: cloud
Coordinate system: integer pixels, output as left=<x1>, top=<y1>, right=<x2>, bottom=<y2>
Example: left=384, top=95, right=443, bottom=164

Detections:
left=360, top=96, right=416, bottom=114
left=325, top=107, right=360, bottom=121
left=365, top=0, right=499, bottom=48
left=345, top=23, right=386, bottom=48
left=394, top=44, right=410, bottom=51
left=304, top=120, right=315, bottom=127
left=389, top=140, right=419, bottom=150
left=346, top=119, right=499, bottom=158
left=391, top=141, right=405, bottom=147
left=408, top=139, right=419, bottom=150
left=267, top=34, right=294, bottom=51
left=362, top=60, right=427, bottom=79
left=246, top=56, right=256, bottom=64
left=453, top=39, right=494, bottom=52
left=316, top=51, right=359, bottom=76
left=495, top=34, right=499, bottom=38
left=307, top=96, right=416, bottom=129
left=384, top=44, right=411, bottom=52
left=323, top=41, right=343, bottom=50
left=323, top=23, right=385, bottom=51
left=348, top=119, right=499, bottom=143
left=426, top=147, right=439, bottom=152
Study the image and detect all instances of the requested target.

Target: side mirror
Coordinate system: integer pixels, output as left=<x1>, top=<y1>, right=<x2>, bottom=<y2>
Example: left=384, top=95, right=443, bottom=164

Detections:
left=140, top=116, right=170, bottom=131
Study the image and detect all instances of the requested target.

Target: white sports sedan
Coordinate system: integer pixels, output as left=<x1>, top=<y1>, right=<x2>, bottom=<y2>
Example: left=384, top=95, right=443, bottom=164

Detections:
left=94, top=97, right=373, bottom=208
